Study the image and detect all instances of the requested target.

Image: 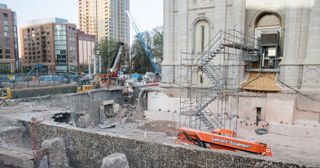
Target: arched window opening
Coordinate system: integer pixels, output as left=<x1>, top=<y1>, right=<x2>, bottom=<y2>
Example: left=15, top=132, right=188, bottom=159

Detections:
left=254, top=13, right=282, bottom=70
left=194, top=20, right=209, bottom=53
left=256, top=14, right=281, bottom=28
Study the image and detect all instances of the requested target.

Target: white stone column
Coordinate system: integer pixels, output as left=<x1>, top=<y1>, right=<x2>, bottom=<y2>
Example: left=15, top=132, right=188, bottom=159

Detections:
left=232, top=0, right=246, bottom=33
left=230, top=0, right=246, bottom=87
left=280, top=1, right=310, bottom=89
left=212, top=0, right=227, bottom=66
left=301, top=0, right=320, bottom=91
left=161, top=0, right=175, bottom=84
left=173, top=0, right=188, bottom=84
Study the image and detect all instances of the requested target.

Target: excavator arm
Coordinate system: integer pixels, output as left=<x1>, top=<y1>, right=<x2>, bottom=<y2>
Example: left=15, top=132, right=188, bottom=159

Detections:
left=176, top=127, right=272, bottom=156
left=110, top=42, right=125, bottom=77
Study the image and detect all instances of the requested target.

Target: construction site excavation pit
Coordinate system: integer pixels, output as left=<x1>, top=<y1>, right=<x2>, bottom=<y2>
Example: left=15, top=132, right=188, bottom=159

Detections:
left=0, top=89, right=319, bottom=168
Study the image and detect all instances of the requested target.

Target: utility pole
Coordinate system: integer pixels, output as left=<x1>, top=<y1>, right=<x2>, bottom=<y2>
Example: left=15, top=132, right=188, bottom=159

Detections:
left=88, top=53, right=92, bottom=77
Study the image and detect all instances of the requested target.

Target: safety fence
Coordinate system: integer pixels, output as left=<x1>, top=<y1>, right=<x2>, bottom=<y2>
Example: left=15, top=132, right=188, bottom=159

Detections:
left=0, top=75, right=78, bottom=82
left=0, top=74, right=79, bottom=89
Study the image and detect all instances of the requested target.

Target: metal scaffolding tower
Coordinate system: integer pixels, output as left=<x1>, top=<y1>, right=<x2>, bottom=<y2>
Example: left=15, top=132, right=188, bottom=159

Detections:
left=179, top=29, right=260, bottom=132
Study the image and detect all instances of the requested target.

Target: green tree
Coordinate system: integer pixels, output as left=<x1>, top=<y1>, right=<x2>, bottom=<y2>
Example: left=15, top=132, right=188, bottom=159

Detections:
left=0, top=67, right=10, bottom=74
left=151, top=26, right=163, bottom=62
left=97, top=38, right=117, bottom=73
left=131, top=26, right=163, bottom=74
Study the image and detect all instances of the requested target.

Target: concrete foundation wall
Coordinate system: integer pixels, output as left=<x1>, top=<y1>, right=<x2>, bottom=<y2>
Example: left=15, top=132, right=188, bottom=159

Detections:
left=147, top=92, right=180, bottom=113
left=147, top=90, right=320, bottom=128
left=269, top=123, right=320, bottom=139
left=265, top=94, right=295, bottom=124
left=34, top=123, right=302, bottom=168
left=12, top=85, right=77, bottom=99
left=34, top=89, right=123, bottom=123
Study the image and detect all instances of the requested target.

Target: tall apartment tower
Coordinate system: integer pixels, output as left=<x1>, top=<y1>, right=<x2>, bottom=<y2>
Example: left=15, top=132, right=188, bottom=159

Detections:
left=77, top=31, right=95, bottom=66
left=79, top=0, right=130, bottom=45
left=20, top=18, right=78, bottom=74
left=0, top=3, right=19, bottom=73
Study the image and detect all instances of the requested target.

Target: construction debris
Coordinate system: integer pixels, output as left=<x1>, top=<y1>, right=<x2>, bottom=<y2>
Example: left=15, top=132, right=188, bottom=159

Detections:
left=75, top=114, right=91, bottom=128
left=52, top=113, right=72, bottom=124
left=41, top=137, right=70, bottom=168
left=138, top=120, right=177, bottom=136
left=255, top=128, right=269, bottom=135
left=101, top=153, right=129, bottom=168
left=38, top=155, right=49, bottom=168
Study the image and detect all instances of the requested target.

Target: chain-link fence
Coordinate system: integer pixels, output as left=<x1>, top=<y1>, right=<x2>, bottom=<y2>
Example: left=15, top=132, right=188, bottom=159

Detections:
left=0, top=74, right=79, bottom=90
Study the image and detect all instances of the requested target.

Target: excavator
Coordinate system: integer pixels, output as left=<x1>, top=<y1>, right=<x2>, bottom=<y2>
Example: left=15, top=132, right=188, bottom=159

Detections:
left=77, top=42, right=125, bottom=93
left=0, top=87, right=12, bottom=99
left=99, top=42, right=125, bottom=87
left=76, top=78, right=99, bottom=93
left=126, top=11, right=161, bottom=80
left=176, top=127, right=272, bottom=156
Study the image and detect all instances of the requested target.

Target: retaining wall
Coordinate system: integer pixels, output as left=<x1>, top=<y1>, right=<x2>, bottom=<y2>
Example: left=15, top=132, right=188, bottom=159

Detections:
left=33, top=88, right=124, bottom=122
left=12, top=85, right=77, bottom=99
left=35, top=123, right=302, bottom=168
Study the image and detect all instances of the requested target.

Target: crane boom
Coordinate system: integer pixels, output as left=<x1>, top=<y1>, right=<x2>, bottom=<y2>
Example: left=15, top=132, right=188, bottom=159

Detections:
left=110, top=42, right=125, bottom=74
left=126, top=11, right=161, bottom=77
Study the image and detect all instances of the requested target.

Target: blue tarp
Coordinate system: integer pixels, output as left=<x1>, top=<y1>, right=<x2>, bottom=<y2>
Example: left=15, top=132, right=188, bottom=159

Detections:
left=131, top=73, right=142, bottom=80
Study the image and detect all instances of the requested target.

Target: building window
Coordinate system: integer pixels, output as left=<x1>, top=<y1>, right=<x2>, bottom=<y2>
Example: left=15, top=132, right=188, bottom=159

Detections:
left=194, top=20, right=210, bottom=53
left=255, top=13, right=282, bottom=70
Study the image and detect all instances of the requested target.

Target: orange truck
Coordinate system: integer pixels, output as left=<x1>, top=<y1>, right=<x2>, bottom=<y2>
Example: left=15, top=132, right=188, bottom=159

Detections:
left=176, top=127, right=272, bottom=156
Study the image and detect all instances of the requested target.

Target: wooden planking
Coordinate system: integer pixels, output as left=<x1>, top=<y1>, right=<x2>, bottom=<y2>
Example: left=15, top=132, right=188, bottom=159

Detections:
left=241, top=72, right=281, bottom=92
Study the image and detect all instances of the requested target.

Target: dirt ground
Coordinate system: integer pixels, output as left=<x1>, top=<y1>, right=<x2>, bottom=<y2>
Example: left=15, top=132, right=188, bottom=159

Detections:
left=237, top=129, right=320, bottom=167
left=137, top=120, right=178, bottom=136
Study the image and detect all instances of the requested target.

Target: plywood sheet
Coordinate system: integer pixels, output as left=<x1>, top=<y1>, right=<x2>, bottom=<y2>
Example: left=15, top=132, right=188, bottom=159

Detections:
left=241, top=72, right=281, bottom=92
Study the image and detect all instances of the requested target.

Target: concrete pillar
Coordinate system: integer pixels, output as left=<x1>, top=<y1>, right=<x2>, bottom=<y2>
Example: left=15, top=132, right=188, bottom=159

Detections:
left=214, top=0, right=227, bottom=32
left=301, top=0, right=320, bottom=91
left=173, top=0, right=188, bottom=84
left=230, top=0, right=246, bottom=86
left=232, top=0, right=246, bottom=33
left=280, top=1, right=310, bottom=89
left=162, top=0, right=175, bottom=84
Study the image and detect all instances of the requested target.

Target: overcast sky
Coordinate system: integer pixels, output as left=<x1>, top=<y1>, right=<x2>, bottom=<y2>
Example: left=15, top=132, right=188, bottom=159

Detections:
left=0, top=0, right=163, bottom=44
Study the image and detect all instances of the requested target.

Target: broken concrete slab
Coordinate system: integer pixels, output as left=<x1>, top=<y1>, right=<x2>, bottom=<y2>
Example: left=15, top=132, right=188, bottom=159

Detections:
left=41, top=137, right=70, bottom=168
left=0, top=119, right=31, bottom=149
left=113, top=104, right=120, bottom=114
left=38, top=155, right=49, bottom=168
left=0, top=147, right=34, bottom=168
left=101, top=153, right=129, bottom=168
left=76, top=114, right=91, bottom=128
left=102, top=100, right=114, bottom=106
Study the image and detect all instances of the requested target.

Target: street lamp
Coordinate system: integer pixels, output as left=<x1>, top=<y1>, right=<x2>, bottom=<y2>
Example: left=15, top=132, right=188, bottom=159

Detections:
left=94, top=49, right=101, bottom=74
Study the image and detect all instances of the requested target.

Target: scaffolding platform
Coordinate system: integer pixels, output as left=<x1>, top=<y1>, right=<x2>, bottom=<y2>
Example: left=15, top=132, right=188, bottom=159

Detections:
left=178, top=29, right=261, bottom=132
left=222, top=42, right=259, bottom=52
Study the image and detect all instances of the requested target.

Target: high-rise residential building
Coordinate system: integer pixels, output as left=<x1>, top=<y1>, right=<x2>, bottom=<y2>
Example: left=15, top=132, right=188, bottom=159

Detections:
left=20, top=18, right=77, bottom=74
left=77, top=31, right=95, bottom=66
left=78, top=0, right=130, bottom=45
left=0, top=3, right=19, bottom=73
